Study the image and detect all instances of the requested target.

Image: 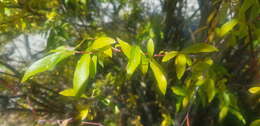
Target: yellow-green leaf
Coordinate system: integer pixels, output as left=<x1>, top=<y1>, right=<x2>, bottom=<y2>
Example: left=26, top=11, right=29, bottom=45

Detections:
left=249, top=87, right=260, bottom=94
left=162, top=51, right=178, bottom=62
left=219, top=106, right=229, bottom=122
left=89, top=37, right=115, bottom=51
left=171, top=86, right=186, bottom=96
left=76, top=105, right=90, bottom=120
left=147, top=39, right=154, bottom=57
left=150, top=58, right=167, bottom=95
left=205, top=79, right=216, bottom=103
left=175, top=54, right=187, bottom=79
left=229, top=109, right=246, bottom=124
left=73, top=54, right=91, bottom=97
left=250, top=119, right=260, bottom=126
left=22, top=47, right=74, bottom=82
left=90, top=55, right=97, bottom=79
left=126, top=46, right=141, bottom=77
left=182, top=43, right=218, bottom=54
left=140, top=55, right=149, bottom=75
left=218, top=19, right=238, bottom=37
left=59, top=88, right=87, bottom=98
left=118, top=38, right=131, bottom=59
left=182, top=96, right=189, bottom=108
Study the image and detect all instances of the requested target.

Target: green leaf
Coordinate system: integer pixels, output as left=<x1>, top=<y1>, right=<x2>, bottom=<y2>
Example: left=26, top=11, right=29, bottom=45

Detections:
left=229, top=108, right=246, bottom=124
left=59, top=88, right=87, bottom=98
left=218, top=19, right=238, bottom=37
left=162, top=51, right=178, bottom=62
left=185, top=55, right=192, bottom=66
left=22, top=48, right=74, bottom=82
left=90, top=55, right=98, bottom=79
left=147, top=39, right=154, bottom=57
left=175, top=54, right=187, bottom=79
left=171, top=86, right=186, bottom=96
left=140, top=55, right=149, bottom=75
left=249, top=87, right=260, bottom=94
left=219, top=106, right=229, bottom=122
left=205, top=79, right=216, bottom=103
left=80, top=0, right=87, bottom=4
left=182, top=43, right=218, bottom=54
left=250, top=119, right=260, bottom=126
left=89, top=37, right=115, bottom=51
left=73, top=54, right=91, bottom=97
left=118, top=38, right=132, bottom=59
left=150, top=58, right=167, bottom=95
left=126, top=46, right=141, bottom=77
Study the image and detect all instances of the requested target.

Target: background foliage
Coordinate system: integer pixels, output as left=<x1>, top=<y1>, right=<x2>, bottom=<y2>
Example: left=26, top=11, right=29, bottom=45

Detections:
left=0, top=0, right=259, bottom=126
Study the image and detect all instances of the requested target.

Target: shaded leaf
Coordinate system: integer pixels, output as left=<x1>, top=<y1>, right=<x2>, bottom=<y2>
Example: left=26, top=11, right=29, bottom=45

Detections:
left=150, top=58, right=167, bottom=95
left=175, top=54, right=187, bottom=79
left=182, top=43, right=218, bottom=54
left=229, top=108, right=246, bottom=124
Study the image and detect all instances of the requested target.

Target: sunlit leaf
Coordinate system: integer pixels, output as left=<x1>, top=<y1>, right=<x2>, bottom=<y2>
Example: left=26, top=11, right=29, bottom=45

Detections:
left=205, top=79, right=216, bottom=103
left=150, top=58, right=167, bottom=95
left=218, top=19, right=238, bottom=37
left=185, top=55, right=192, bottom=66
left=22, top=47, right=74, bottom=82
left=140, top=55, right=149, bottom=75
left=162, top=51, right=178, bottom=62
left=147, top=39, right=154, bottom=57
left=171, top=86, right=186, bottom=96
left=90, top=55, right=98, bottom=79
left=175, top=54, right=187, bottom=79
left=223, top=92, right=231, bottom=106
left=249, top=87, right=260, bottom=94
left=59, top=88, right=87, bottom=98
left=250, top=119, right=260, bottom=126
left=73, top=54, right=91, bottom=97
left=103, top=48, right=113, bottom=57
left=118, top=38, right=131, bottom=59
left=219, top=106, right=229, bottom=122
left=126, top=46, right=141, bottom=77
left=76, top=105, right=90, bottom=120
left=89, top=37, right=115, bottom=51
left=161, top=114, right=173, bottom=126
left=182, top=43, right=218, bottom=54
left=182, top=96, right=189, bottom=108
